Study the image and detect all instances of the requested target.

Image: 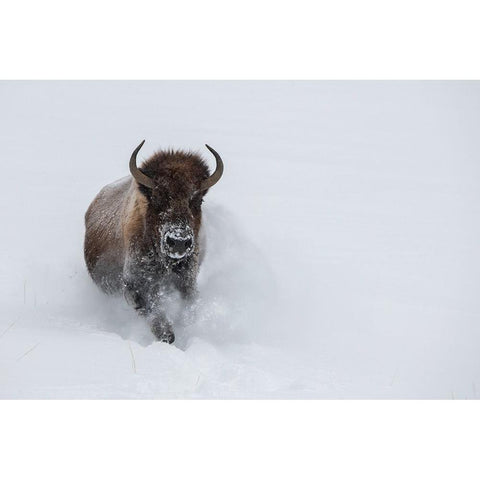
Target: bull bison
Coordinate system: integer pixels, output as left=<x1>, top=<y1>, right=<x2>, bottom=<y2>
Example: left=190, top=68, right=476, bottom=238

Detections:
left=84, top=140, right=224, bottom=343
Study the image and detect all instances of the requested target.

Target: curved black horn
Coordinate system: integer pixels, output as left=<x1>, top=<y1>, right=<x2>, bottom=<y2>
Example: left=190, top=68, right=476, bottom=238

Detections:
left=201, top=144, right=224, bottom=191
left=129, top=140, right=154, bottom=189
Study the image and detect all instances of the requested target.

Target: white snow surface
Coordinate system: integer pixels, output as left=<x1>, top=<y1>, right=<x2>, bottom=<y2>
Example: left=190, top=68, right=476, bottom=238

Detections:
left=1, top=81, right=480, bottom=398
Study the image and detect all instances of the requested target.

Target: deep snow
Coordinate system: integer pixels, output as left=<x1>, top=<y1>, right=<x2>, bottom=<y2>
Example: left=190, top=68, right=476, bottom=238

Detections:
left=1, top=81, right=480, bottom=398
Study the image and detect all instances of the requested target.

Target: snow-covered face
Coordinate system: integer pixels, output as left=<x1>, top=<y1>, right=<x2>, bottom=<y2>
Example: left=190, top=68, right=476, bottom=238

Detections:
left=129, top=144, right=221, bottom=265
left=140, top=172, right=205, bottom=263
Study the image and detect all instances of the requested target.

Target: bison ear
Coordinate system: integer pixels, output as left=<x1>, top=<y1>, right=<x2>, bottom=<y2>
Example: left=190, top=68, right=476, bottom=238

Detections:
left=137, top=182, right=152, bottom=200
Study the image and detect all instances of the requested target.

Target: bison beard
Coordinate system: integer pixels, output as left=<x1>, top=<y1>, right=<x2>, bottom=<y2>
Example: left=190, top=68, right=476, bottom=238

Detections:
left=84, top=141, right=223, bottom=343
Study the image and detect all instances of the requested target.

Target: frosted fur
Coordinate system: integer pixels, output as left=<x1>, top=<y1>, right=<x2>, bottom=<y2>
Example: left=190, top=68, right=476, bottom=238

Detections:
left=84, top=177, right=128, bottom=289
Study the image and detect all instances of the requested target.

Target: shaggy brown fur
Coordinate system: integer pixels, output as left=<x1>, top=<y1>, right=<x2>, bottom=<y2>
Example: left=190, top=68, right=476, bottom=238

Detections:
left=84, top=148, right=215, bottom=343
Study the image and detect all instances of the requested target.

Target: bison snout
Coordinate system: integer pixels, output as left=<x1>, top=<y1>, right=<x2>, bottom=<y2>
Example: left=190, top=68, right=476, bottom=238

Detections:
left=161, top=226, right=194, bottom=260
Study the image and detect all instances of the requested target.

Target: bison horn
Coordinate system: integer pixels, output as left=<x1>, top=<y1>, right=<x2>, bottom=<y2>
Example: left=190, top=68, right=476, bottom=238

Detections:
left=201, top=144, right=224, bottom=191
left=129, top=140, right=155, bottom=189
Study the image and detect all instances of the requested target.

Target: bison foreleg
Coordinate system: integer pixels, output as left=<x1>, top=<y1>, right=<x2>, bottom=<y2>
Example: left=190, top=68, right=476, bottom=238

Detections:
left=123, top=279, right=176, bottom=344
left=150, top=317, right=175, bottom=344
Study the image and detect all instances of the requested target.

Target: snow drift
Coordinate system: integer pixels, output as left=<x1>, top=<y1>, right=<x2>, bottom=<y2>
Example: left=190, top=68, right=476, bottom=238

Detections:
left=1, top=81, right=479, bottom=398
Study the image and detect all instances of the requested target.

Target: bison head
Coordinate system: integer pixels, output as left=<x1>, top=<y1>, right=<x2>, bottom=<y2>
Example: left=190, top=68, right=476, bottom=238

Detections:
left=129, top=140, right=223, bottom=262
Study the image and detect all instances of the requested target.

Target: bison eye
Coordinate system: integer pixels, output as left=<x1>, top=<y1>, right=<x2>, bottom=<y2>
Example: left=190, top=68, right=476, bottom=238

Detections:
left=189, top=195, right=203, bottom=210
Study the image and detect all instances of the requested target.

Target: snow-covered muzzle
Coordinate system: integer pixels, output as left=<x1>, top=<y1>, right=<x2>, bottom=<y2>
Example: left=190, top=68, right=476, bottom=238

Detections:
left=160, top=224, right=195, bottom=260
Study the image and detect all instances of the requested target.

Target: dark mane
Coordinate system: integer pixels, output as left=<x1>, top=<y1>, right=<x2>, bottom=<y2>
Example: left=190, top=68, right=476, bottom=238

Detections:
left=139, top=149, right=210, bottom=184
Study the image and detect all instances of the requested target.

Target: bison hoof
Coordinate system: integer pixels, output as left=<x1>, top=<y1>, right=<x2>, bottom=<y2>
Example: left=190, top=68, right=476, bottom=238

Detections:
left=151, top=322, right=175, bottom=344
left=158, top=331, right=175, bottom=344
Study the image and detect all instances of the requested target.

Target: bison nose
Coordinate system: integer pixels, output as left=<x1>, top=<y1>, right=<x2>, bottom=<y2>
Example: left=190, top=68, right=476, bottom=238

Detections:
left=166, top=236, right=192, bottom=252
left=163, top=229, right=194, bottom=259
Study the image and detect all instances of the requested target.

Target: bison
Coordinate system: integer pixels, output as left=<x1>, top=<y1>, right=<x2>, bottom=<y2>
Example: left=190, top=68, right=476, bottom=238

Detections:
left=84, top=140, right=224, bottom=343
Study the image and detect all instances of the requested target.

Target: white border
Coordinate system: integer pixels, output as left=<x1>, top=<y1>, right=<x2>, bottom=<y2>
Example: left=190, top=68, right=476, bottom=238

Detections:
left=1, top=0, right=479, bottom=79
left=1, top=401, right=480, bottom=479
